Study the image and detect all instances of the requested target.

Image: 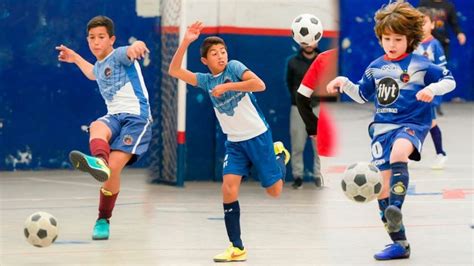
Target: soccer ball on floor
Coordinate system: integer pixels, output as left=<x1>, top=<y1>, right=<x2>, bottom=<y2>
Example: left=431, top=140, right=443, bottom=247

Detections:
left=24, top=211, right=58, bottom=247
left=291, top=14, right=323, bottom=46
left=341, top=162, right=382, bottom=203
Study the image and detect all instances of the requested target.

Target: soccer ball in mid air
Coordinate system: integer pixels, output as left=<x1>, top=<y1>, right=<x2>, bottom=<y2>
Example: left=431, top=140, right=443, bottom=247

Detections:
left=341, top=162, right=383, bottom=203
left=291, top=14, right=323, bottom=46
left=24, top=211, right=58, bottom=247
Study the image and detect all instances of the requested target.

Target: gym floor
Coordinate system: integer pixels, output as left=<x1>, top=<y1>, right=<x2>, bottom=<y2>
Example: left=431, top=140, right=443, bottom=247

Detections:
left=1, top=103, right=472, bottom=265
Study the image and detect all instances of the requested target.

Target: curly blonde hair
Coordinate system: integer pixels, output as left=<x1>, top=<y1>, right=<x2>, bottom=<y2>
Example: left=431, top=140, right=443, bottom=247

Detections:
left=374, top=1, right=424, bottom=53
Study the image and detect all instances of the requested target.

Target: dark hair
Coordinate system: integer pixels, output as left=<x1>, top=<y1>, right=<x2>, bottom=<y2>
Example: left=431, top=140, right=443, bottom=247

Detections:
left=417, top=7, right=435, bottom=22
left=374, top=1, right=424, bottom=53
left=200, top=36, right=227, bottom=57
left=87, top=16, right=115, bottom=37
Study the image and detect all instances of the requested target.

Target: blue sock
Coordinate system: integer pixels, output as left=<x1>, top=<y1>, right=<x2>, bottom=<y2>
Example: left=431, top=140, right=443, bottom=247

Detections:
left=388, top=162, right=409, bottom=242
left=378, top=197, right=407, bottom=241
left=377, top=198, right=389, bottom=223
left=276, top=154, right=286, bottom=181
left=430, top=125, right=446, bottom=156
left=389, top=162, right=409, bottom=210
left=223, top=201, right=243, bottom=249
left=389, top=227, right=407, bottom=242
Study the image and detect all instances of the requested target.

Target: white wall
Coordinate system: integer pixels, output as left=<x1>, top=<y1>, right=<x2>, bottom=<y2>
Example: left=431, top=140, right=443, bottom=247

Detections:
left=183, top=0, right=339, bottom=31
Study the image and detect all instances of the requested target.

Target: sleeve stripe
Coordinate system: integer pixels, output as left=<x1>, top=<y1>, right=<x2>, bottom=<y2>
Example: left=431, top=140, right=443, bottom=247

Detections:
left=297, top=84, right=314, bottom=98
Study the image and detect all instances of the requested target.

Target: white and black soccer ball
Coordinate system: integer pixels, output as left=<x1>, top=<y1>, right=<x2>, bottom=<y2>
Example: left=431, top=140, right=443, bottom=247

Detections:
left=341, top=162, right=383, bottom=203
left=24, top=211, right=58, bottom=247
left=291, top=14, right=324, bottom=46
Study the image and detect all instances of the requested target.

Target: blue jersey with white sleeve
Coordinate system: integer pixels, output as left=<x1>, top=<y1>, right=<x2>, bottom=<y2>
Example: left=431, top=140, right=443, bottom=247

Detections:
left=195, top=60, right=268, bottom=142
left=93, top=46, right=151, bottom=120
left=356, top=53, right=453, bottom=135
left=413, top=37, right=446, bottom=106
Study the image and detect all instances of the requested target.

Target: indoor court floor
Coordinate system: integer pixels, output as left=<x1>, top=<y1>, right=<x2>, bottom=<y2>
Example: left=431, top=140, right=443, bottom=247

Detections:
left=1, top=103, right=473, bottom=265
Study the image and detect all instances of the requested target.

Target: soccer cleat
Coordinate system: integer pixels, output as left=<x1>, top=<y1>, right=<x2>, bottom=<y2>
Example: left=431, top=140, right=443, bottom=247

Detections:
left=292, top=177, right=303, bottom=189
left=314, top=176, right=324, bottom=188
left=213, top=244, right=247, bottom=262
left=92, top=219, right=110, bottom=240
left=69, top=150, right=110, bottom=182
left=374, top=243, right=410, bottom=260
left=274, top=141, right=291, bottom=165
left=431, top=154, right=447, bottom=170
left=385, top=205, right=403, bottom=233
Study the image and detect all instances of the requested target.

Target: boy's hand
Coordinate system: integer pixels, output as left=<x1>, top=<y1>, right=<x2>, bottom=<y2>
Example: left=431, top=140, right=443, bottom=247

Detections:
left=211, top=84, right=228, bottom=97
left=127, top=40, right=150, bottom=60
left=326, top=76, right=346, bottom=94
left=416, top=88, right=434, bottom=102
left=184, top=21, right=204, bottom=43
left=56, top=44, right=77, bottom=63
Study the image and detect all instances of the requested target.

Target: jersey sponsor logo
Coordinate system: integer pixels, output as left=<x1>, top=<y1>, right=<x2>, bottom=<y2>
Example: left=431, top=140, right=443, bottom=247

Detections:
left=377, top=77, right=399, bottom=106
left=104, top=67, right=112, bottom=78
left=123, top=135, right=134, bottom=145
left=376, top=108, right=398, bottom=113
left=381, top=64, right=398, bottom=71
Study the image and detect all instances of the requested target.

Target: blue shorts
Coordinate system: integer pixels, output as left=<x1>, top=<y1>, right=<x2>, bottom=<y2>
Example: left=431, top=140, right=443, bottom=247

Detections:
left=223, top=130, right=283, bottom=188
left=97, top=113, right=152, bottom=165
left=370, top=124, right=429, bottom=171
left=431, top=106, right=437, bottom=120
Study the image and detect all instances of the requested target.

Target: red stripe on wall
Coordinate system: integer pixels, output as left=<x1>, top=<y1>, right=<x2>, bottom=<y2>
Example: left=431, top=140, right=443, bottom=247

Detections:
left=177, top=131, right=186, bottom=144
left=202, top=26, right=339, bottom=38
left=162, top=25, right=339, bottom=38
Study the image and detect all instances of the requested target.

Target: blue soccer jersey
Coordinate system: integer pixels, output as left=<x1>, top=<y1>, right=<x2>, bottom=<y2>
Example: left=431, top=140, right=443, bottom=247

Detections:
left=93, top=46, right=151, bottom=120
left=414, top=37, right=447, bottom=106
left=355, top=53, right=453, bottom=135
left=196, top=60, right=268, bottom=141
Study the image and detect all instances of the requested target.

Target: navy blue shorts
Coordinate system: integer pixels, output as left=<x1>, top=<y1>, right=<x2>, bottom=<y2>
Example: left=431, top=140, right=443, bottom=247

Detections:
left=223, top=130, right=283, bottom=188
left=371, top=124, right=429, bottom=171
left=97, top=113, right=152, bottom=164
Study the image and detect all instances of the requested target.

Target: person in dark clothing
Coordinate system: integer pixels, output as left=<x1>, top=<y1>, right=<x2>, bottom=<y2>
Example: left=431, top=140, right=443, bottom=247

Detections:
left=419, top=0, right=466, bottom=59
left=285, top=43, right=323, bottom=189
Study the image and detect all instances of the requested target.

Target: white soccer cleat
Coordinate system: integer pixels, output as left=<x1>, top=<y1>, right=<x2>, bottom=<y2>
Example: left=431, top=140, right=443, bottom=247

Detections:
left=431, top=154, right=447, bottom=170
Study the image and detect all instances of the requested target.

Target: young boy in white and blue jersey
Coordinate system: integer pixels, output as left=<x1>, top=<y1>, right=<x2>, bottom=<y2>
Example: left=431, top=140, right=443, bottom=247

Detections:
left=168, top=21, right=290, bottom=263
left=414, top=7, right=449, bottom=169
left=327, top=2, right=455, bottom=261
left=56, top=16, right=152, bottom=240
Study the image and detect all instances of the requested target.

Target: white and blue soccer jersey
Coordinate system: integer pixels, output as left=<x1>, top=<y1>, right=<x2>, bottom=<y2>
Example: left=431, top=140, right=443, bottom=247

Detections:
left=356, top=53, right=453, bottom=134
left=195, top=60, right=268, bottom=142
left=93, top=46, right=151, bottom=120
left=414, top=37, right=447, bottom=106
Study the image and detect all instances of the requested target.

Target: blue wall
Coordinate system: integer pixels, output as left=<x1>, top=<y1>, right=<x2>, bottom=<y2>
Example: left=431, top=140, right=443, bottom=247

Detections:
left=1, top=1, right=473, bottom=182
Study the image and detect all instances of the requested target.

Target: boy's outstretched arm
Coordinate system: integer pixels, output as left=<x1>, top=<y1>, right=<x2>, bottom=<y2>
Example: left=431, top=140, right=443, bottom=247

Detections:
left=56, top=44, right=95, bottom=80
left=168, top=21, right=204, bottom=86
left=327, top=76, right=365, bottom=104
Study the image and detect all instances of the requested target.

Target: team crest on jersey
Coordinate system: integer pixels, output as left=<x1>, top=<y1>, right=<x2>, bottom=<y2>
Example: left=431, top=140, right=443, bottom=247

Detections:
left=104, top=67, right=112, bottom=78
left=400, top=72, right=410, bottom=83
left=377, top=77, right=400, bottom=106
left=123, top=135, right=133, bottom=145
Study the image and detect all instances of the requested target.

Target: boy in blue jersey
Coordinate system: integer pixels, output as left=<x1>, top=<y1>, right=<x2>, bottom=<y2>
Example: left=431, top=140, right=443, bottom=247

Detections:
left=168, top=21, right=290, bottom=262
left=327, top=2, right=455, bottom=260
left=414, top=7, right=449, bottom=169
left=56, top=16, right=152, bottom=240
